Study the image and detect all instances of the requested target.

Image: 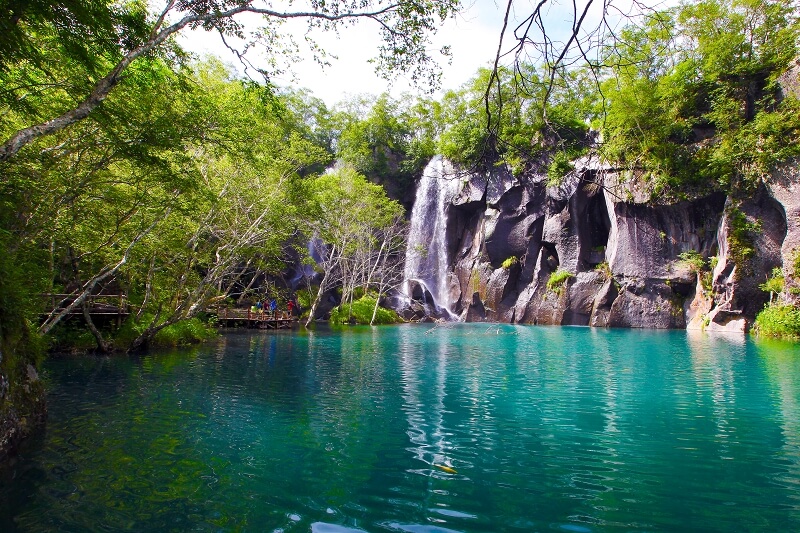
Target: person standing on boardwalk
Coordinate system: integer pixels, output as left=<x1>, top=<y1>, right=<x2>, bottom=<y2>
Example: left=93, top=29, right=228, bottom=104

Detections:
left=287, top=299, right=296, bottom=318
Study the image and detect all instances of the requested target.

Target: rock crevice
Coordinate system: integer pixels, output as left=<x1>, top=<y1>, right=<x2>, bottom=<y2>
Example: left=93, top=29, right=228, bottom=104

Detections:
left=412, top=156, right=799, bottom=332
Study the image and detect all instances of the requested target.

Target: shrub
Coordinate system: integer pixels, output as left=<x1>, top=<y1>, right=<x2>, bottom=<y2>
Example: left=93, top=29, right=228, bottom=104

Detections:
left=753, top=303, right=800, bottom=340
left=726, top=207, right=760, bottom=273
left=701, top=271, right=713, bottom=293
left=48, top=323, right=97, bottom=352
left=115, top=314, right=216, bottom=348
left=546, top=151, right=575, bottom=187
left=501, top=256, right=519, bottom=269
left=595, top=261, right=612, bottom=279
left=759, top=267, right=785, bottom=300
left=793, top=249, right=800, bottom=278
left=547, top=268, right=573, bottom=293
left=678, top=250, right=705, bottom=273
left=153, top=318, right=216, bottom=347
left=329, top=296, right=401, bottom=325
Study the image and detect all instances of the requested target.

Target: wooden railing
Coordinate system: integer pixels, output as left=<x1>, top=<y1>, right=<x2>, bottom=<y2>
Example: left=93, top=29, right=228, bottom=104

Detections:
left=42, top=293, right=129, bottom=315
left=214, top=307, right=293, bottom=322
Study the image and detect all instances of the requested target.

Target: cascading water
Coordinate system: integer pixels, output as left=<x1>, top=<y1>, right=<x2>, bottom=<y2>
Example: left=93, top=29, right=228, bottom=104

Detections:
left=404, top=156, right=461, bottom=317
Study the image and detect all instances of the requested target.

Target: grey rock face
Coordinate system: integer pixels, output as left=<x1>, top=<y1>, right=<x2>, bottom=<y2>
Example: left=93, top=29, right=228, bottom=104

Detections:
left=606, top=194, right=725, bottom=279
left=770, top=159, right=800, bottom=306
left=423, top=152, right=799, bottom=332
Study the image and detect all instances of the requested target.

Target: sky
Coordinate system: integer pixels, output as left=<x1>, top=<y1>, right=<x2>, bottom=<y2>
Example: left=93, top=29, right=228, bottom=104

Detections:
left=176, top=0, right=656, bottom=107
left=177, top=1, right=530, bottom=106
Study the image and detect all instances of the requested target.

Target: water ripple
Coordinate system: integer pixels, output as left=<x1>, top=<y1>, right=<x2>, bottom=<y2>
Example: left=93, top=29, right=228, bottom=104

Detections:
left=1, top=326, right=799, bottom=532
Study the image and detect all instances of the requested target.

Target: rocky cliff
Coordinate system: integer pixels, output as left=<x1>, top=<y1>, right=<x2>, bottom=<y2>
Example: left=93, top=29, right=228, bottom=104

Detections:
left=407, top=154, right=799, bottom=333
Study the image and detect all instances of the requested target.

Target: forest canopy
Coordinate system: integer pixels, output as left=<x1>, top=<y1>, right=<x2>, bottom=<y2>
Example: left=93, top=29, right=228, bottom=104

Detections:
left=1, top=0, right=799, bottom=357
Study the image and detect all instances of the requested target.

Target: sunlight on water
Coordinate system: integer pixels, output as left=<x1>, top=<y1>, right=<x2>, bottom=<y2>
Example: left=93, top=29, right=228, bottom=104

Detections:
left=1, top=324, right=799, bottom=532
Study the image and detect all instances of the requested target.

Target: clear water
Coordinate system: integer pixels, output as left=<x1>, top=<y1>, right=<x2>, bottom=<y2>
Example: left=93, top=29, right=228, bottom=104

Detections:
left=2, top=324, right=800, bottom=532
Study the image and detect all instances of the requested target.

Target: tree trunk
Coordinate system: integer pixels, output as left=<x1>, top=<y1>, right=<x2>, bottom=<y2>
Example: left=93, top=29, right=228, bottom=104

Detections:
left=370, top=294, right=381, bottom=326
left=305, top=272, right=328, bottom=328
left=39, top=210, right=167, bottom=334
left=82, top=300, right=112, bottom=353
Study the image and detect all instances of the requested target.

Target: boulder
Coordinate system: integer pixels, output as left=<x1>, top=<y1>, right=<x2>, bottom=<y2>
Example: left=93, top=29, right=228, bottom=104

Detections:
left=606, top=279, right=685, bottom=329
left=463, top=292, right=487, bottom=322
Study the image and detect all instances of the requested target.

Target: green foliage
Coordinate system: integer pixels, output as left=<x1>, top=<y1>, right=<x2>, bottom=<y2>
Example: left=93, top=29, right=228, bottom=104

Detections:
left=501, top=256, right=519, bottom=269
left=0, top=0, right=151, bottom=74
left=0, top=233, right=46, bottom=434
left=595, top=261, right=612, bottom=279
left=2, top=51, right=333, bottom=350
left=760, top=267, right=785, bottom=295
left=329, top=296, right=401, bottom=325
left=333, top=93, right=437, bottom=201
left=153, top=319, right=217, bottom=347
left=726, top=207, right=761, bottom=272
left=115, top=315, right=216, bottom=348
left=311, top=167, right=405, bottom=249
left=436, top=66, right=592, bottom=176
left=753, top=303, right=800, bottom=339
left=600, top=0, right=800, bottom=198
left=547, top=269, right=574, bottom=293
left=47, top=323, right=98, bottom=353
left=678, top=250, right=707, bottom=272
left=793, top=249, right=800, bottom=277
left=547, top=151, right=575, bottom=187
left=294, top=288, right=315, bottom=317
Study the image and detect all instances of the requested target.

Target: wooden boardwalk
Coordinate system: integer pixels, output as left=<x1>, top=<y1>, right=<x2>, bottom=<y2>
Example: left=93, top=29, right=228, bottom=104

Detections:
left=213, top=308, right=297, bottom=329
left=41, top=293, right=130, bottom=324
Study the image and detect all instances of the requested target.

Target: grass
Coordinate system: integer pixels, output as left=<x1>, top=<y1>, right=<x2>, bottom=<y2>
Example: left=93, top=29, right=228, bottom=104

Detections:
left=595, top=261, right=612, bottom=279
left=329, top=296, right=401, bottom=325
left=753, top=303, right=800, bottom=340
left=547, top=268, right=573, bottom=293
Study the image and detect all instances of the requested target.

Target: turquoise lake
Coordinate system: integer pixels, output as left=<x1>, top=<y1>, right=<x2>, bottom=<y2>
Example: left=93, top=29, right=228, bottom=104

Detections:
left=2, top=324, right=800, bottom=532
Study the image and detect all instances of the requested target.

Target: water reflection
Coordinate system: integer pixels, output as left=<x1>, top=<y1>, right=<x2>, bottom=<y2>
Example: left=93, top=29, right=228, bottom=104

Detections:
left=755, top=338, right=800, bottom=510
left=1, top=325, right=799, bottom=532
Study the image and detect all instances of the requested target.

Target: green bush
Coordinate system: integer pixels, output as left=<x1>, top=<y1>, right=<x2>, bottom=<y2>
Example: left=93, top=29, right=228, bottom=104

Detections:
left=501, top=256, right=519, bottom=269
left=547, top=268, right=573, bottom=293
left=546, top=151, right=575, bottom=187
left=727, top=207, right=760, bottom=270
left=48, top=324, right=98, bottom=352
left=329, top=296, right=401, bottom=325
left=153, top=318, right=216, bottom=347
left=115, top=314, right=216, bottom=348
left=753, top=303, right=800, bottom=340
left=793, top=248, right=800, bottom=278
left=595, top=261, right=612, bottom=279
left=759, top=267, right=785, bottom=297
left=678, top=250, right=706, bottom=272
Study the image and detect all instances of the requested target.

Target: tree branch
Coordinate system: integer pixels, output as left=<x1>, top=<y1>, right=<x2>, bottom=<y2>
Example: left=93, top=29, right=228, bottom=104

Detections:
left=0, top=1, right=416, bottom=162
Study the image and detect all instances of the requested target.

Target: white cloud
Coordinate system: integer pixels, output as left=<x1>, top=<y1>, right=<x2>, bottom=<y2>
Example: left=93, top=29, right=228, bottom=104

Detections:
left=178, top=1, right=509, bottom=106
left=176, top=0, right=664, bottom=106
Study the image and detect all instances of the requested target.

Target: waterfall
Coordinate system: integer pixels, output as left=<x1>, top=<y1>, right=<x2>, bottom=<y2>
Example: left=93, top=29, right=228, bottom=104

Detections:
left=404, top=156, right=460, bottom=316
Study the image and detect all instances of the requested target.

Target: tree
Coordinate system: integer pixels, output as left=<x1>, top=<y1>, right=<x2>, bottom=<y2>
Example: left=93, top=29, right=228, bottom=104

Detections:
left=434, top=65, right=593, bottom=179
left=335, top=93, right=432, bottom=202
left=120, top=61, right=329, bottom=349
left=0, top=0, right=463, bottom=162
left=367, top=212, right=408, bottom=325
left=304, top=167, right=405, bottom=326
left=600, top=0, right=800, bottom=196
